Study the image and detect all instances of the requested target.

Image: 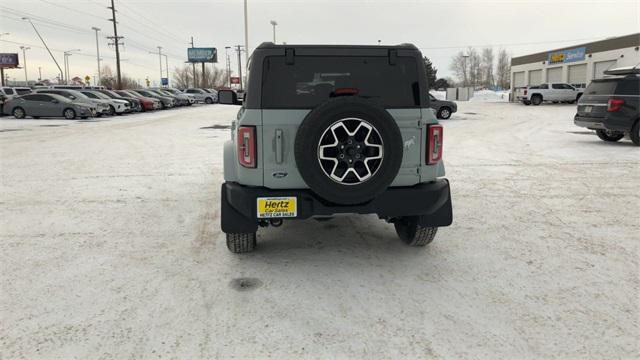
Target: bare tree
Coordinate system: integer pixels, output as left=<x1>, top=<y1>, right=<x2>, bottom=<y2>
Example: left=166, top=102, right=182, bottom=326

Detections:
left=99, top=65, right=138, bottom=89
left=466, top=47, right=482, bottom=88
left=449, top=51, right=468, bottom=86
left=496, top=49, right=511, bottom=89
left=481, top=48, right=495, bottom=88
left=172, top=64, right=228, bottom=89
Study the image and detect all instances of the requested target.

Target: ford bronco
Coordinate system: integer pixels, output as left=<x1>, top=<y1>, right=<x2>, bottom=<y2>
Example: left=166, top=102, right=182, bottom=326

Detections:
left=218, top=43, right=453, bottom=253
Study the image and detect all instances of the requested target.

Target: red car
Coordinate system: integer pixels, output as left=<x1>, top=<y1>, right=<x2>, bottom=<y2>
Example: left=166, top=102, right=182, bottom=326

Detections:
left=115, top=90, right=161, bottom=111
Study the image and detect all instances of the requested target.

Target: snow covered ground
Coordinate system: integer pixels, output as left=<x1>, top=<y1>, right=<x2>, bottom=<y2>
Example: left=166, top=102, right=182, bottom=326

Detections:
left=430, top=89, right=510, bottom=102
left=1, top=102, right=638, bottom=358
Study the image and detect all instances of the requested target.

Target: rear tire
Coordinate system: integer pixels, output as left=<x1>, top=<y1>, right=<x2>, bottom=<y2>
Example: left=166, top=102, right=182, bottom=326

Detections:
left=596, top=129, right=624, bottom=142
left=630, top=121, right=640, bottom=146
left=205, top=97, right=213, bottom=104
left=226, top=233, right=257, bottom=253
left=394, top=216, right=437, bottom=247
left=531, top=95, right=542, bottom=106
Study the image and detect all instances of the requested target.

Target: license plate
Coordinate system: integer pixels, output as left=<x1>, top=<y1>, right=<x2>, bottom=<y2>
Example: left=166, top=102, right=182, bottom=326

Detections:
left=584, top=106, right=592, bottom=113
left=257, top=197, right=297, bottom=218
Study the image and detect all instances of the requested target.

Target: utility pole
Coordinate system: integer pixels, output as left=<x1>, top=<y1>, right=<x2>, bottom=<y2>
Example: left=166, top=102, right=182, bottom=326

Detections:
left=91, top=27, right=102, bottom=85
left=20, top=46, right=30, bottom=85
left=163, top=54, right=169, bottom=87
left=157, top=46, right=163, bottom=86
left=270, top=20, right=278, bottom=43
left=235, top=45, right=244, bottom=91
left=243, top=0, right=249, bottom=76
left=225, top=46, right=231, bottom=87
left=108, top=0, right=123, bottom=89
left=22, top=17, right=63, bottom=82
left=190, top=36, right=196, bottom=87
left=38, top=66, right=42, bottom=81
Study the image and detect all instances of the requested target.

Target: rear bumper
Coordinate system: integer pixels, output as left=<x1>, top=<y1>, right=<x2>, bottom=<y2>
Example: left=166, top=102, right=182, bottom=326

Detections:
left=574, top=114, right=632, bottom=132
left=574, top=116, right=606, bottom=130
left=221, top=180, right=453, bottom=233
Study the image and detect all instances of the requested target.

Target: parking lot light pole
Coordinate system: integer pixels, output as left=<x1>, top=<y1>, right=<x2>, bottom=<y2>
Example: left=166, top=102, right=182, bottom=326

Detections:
left=163, top=54, right=169, bottom=87
left=63, top=49, right=81, bottom=84
left=243, top=0, right=249, bottom=78
left=270, top=20, right=278, bottom=43
left=19, top=46, right=30, bottom=85
left=91, top=27, right=101, bottom=85
left=225, top=46, right=231, bottom=87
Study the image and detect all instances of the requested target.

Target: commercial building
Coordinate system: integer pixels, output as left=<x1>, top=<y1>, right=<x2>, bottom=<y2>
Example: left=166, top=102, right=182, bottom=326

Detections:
left=510, top=33, right=640, bottom=93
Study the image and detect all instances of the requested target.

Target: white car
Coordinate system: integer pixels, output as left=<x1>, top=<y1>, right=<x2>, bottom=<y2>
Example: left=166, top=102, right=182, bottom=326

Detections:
left=183, top=88, right=216, bottom=104
left=78, top=90, right=131, bottom=115
left=516, top=83, right=583, bottom=105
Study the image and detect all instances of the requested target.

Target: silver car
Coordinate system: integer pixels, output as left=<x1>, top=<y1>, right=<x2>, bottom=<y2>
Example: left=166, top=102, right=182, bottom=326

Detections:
left=184, top=88, right=216, bottom=104
left=3, top=93, right=94, bottom=119
left=35, top=89, right=110, bottom=116
left=78, top=90, right=130, bottom=115
left=155, top=88, right=195, bottom=105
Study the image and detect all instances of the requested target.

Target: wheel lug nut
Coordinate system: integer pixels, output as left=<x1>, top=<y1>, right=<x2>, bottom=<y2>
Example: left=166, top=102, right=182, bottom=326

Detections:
left=355, top=154, right=361, bottom=159
left=339, top=154, right=344, bottom=159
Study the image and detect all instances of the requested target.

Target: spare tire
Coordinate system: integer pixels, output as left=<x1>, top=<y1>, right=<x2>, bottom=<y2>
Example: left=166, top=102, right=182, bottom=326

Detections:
left=294, top=97, right=403, bottom=205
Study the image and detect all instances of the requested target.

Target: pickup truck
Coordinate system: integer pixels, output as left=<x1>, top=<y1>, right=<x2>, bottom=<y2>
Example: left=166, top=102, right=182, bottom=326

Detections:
left=516, top=83, right=583, bottom=105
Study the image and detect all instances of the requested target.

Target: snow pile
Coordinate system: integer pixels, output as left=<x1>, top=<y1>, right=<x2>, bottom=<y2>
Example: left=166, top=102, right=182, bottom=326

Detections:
left=470, top=90, right=510, bottom=103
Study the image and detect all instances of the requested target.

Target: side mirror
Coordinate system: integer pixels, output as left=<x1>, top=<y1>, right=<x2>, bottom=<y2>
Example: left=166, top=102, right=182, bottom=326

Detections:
left=218, top=89, right=242, bottom=105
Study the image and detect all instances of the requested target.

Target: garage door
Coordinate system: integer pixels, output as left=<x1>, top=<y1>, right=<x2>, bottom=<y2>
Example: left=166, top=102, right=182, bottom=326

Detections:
left=547, top=67, right=563, bottom=83
left=593, top=60, right=617, bottom=79
left=513, top=71, right=525, bottom=87
left=529, top=70, right=542, bottom=85
left=568, top=64, right=587, bottom=88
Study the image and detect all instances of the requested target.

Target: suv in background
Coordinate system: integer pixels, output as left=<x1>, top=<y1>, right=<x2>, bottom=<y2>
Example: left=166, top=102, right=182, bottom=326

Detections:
left=217, top=43, right=453, bottom=253
left=574, top=67, right=639, bottom=146
left=428, top=93, right=457, bottom=119
left=517, top=83, right=583, bottom=105
left=184, top=88, right=215, bottom=104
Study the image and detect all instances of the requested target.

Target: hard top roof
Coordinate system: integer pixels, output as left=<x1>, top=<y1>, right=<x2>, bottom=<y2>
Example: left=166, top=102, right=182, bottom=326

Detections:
left=255, top=42, right=419, bottom=50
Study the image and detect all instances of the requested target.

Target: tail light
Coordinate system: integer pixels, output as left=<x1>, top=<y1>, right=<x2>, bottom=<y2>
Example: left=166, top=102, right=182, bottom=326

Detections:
left=237, top=126, right=256, bottom=168
left=607, top=98, right=624, bottom=112
left=427, top=125, right=443, bottom=165
left=524, top=89, right=528, bottom=96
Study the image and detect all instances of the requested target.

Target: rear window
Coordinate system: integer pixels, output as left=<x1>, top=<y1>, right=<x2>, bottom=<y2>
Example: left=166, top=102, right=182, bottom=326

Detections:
left=4, top=88, right=14, bottom=95
left=15, top=88, right=31, bottom=95
left=261, top=56, right=420, bottom=108
left=584, top=80, right=617, bottom=95
left=616, top=78, right=639, bottom=96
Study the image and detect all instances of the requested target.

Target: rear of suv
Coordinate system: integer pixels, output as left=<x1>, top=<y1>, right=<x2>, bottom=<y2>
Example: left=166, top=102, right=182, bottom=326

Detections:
left=218, top=43, right=453, bottom=253
left=574, top=67, right=640, bottom=146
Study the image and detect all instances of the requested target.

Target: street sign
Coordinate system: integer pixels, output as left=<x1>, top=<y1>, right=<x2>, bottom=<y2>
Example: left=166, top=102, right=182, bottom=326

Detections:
left=230, top=77, right=240, bottom=85
left=0, top=53, right=19, bottom=68
left=161, top=78, right=169, bottom=86
left=85, top=75, right=91, bottom=82
left=187, top=47, right=217, bottom=63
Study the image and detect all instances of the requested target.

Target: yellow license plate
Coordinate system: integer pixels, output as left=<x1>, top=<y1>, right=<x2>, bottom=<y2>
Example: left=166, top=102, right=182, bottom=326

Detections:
left=257, top=197, right=297, bottom=218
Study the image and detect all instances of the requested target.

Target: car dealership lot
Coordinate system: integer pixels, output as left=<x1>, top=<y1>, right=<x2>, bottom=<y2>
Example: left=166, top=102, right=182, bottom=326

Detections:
left=1, top=102, right=638, bottom=358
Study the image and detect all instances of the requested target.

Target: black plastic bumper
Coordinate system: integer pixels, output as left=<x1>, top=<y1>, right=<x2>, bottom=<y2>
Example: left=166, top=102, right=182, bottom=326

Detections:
left=221, top=180, right=453, bottom=233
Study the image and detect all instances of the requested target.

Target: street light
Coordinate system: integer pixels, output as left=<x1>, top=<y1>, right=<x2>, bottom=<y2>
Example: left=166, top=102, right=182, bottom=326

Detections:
left=19, top=46, right=30, bottom=85
left=270, top=20, right=278, bottom=43
left=63, top=49, right=81, bottom=84
left=91, top=27, right=101, bottom=85
left=225, top=46, right=231, bottom=87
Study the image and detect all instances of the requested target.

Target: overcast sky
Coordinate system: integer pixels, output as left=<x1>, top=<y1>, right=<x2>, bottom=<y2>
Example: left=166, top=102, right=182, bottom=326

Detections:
left=1, top=0, right=638, bottom=85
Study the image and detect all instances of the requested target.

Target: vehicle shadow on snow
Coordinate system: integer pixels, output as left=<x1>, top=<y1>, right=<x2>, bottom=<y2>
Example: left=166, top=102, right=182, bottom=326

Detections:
left=247, top=214, right=439, bottom=259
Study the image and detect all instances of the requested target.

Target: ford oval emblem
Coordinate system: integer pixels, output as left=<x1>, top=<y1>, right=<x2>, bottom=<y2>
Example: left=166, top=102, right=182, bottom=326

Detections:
left=272, top=171, right=288, bottom=179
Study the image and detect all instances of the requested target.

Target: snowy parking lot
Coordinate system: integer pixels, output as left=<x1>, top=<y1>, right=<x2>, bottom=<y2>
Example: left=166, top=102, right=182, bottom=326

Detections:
left=1, top=102, right=638, bottom=358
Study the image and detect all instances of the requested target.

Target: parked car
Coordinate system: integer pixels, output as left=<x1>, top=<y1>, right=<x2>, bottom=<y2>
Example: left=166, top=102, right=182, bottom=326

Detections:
left=12, top=87, right=33, bottom=96
left=574, top=67, right=639, bottom=146
left=130, top=89, right=175, bottom=109
left=114, top=90, right=161, bottom=111
left=0, top=87, right=18, bottom=99
left=78, top=90, right=130, bottom=115
left=428, top=93, right=457, bottom=119
left=155, top=88, right=196, bottom=105
left=3, top=93, right=95, bottom=119
left=184, top=88, right=216, bottom=104
left=516, top=83, right=583, bottom=105
left=0, top=93, right=6, bottom=115
left=217, top=43, right=452, bottom=253
left=94, top=89, right=143, bottom=112
left=34, top=89, right=108, bottom=116
left=204, top=88, right=219, bottom=102
left=146, top=89, right=187, bottom=107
